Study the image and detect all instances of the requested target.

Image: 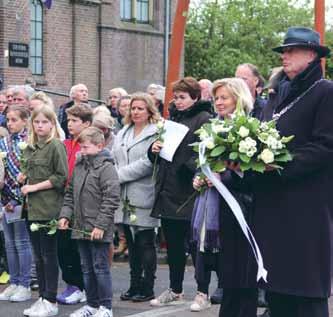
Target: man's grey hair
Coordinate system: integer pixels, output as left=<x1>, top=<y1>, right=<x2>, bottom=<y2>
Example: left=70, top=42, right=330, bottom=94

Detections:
left=69, top=83, right=87, bottom=99
left=9, top=85, right=35, bottom=99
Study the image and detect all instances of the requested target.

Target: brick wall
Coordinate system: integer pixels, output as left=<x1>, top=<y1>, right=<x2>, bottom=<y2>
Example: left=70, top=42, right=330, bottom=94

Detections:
left=0, top=0, right=177, bottom=106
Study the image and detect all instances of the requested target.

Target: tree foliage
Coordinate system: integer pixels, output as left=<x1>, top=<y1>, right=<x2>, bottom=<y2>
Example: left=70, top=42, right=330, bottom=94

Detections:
left=184, top=0, right=317, bottom=80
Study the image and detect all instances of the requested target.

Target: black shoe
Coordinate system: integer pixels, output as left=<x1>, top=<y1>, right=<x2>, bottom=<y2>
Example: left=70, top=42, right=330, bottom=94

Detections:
left=132, top=293, right=155, bottom=302
left=210, top=287, right=223, bottom=304
left=120, top=288, right=140, bottom=301
left=30, top=279, right=39, bottom=291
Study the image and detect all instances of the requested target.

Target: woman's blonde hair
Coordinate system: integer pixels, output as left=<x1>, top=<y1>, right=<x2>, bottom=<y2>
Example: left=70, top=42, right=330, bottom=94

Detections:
left=30, top=91, right=54, bottom=110
left=28, top=106, right=62, bottom=145
left=124, top=92, right=161, bottom=125
left=212, top=78, right=253, bottom=114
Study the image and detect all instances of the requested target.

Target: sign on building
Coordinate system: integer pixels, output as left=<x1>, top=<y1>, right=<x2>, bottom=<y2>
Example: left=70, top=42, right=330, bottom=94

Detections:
left=8, top=43, right=29, bottom=68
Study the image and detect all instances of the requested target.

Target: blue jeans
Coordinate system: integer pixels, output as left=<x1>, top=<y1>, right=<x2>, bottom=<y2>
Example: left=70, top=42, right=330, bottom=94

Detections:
left=77, top=240, right=112, bottom=309
left=2, top=216, right=32, bottom=288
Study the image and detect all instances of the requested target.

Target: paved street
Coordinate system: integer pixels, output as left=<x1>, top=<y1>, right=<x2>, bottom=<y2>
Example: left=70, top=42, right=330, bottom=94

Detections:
left=0, top=261, right=332, bottom=317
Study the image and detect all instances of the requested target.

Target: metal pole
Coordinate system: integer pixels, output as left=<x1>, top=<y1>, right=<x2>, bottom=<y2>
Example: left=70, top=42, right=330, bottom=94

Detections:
left=163, top=0, right=190, bottom=118
left=163, top=0, right=170, bottom=85
left=314, top=0, right=325, bottom=74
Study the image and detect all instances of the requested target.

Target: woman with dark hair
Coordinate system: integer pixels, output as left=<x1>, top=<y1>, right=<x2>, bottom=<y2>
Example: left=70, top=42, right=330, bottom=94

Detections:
left=149, top=77, right=212, bottom=307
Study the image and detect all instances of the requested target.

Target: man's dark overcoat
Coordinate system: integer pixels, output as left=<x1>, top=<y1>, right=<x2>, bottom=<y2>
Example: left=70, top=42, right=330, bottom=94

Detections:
left=251, top=60, right=333, bottom=298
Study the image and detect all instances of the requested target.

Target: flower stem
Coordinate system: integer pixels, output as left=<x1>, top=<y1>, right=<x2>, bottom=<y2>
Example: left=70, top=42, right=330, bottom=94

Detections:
left=175, top=191, right=198, bottom=214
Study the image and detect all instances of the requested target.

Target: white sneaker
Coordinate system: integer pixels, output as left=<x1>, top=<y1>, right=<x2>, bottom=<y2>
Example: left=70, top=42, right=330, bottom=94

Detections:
left=65, top=289, right=86, bottom=304
left=0, top=284, right=18, bottom=300
left=150, top=289, right=184, bottom=307
left=23, top=297, right=43, bottom=316
left=93, top=306, right=113, bottom=317
left=30, top=299, right=58, bottom=317
left=69, top=305, right=98, bottom=317
left=10, top=285, right=31, bottom=302
left=190, top=292, right=211, bottom=312
left=80, top=291, right=87, bottom=303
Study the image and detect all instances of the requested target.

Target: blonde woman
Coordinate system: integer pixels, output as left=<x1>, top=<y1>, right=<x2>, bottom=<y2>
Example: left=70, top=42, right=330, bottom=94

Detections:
left=112, top=93, right=160, bottom=302
left=20, top=106, right=68, bottom=317
left=194, top=78, right=257, bottom=317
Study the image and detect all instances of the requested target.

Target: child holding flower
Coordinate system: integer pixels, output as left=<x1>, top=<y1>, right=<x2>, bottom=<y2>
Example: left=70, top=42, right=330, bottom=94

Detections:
left=20, top=106, right=68, bottom=317
left=0, top=105, right=32, bottom=303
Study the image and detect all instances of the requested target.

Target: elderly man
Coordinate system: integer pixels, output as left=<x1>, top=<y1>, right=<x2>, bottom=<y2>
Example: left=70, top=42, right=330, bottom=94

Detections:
left=198, top=79, right=213, bottom=102
left=12, top=85, right=34, bottom=107
left=251, top=27, right=333, bottom=317
left=58, top=83, right=89, bottom=138
left=235, top=63, right=266, bottom=120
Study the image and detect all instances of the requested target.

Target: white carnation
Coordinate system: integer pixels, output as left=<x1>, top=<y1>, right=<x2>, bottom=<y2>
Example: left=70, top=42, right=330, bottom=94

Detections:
left=260, top=149, right=275, bottom=164
left=129, top=214, right=137, bottom=223
left=238, top=126, right=250, bottom=138
left=156, top=120, right=164, bottom=129
left=0, top=152, right=7, bottom=159
left=18, top=142, right=28, bottom=151
left=199, top=130, right=209, bottom=140
left=30, top=223, right=39, bottom=232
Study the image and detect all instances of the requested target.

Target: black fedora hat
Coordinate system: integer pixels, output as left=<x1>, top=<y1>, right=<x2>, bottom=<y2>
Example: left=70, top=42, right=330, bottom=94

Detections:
left=272, top=27, right=330, bottom=58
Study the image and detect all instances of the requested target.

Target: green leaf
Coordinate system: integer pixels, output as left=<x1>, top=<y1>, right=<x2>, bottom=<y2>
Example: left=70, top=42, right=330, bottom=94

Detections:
left=239, top=153, right=251, bottom=163
left=240, top=162, right=252, bottom=172
left=275, top=152, right=293, bottom=162
left=229, top=152, right=238, bottom=160
left=211, top=160, right=226, bottom=172
left=47, top=228, right=57, bottom=235
left=210, top=145, right=226, bottom=157
left=251, top=162, right=266, bottom=173
left=281, top=135, right=294, bottom=143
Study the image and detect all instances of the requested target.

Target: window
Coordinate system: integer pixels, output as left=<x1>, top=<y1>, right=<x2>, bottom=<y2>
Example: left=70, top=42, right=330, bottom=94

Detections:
left=120, top=0, right=151, bottom=24
left=30, top=0, right=43, bottom=75
left=120, top=0, right=132, bottom=20
left=136, top=0, right=149, bottom=23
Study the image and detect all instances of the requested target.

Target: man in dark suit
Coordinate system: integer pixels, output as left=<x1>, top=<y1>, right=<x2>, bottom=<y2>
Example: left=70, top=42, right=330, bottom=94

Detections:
left=252, top=27, right=333, bottom=317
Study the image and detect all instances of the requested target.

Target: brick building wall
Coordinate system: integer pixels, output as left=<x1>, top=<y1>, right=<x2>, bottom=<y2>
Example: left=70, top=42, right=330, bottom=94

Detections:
left=0, top=0, right=177, bottom=107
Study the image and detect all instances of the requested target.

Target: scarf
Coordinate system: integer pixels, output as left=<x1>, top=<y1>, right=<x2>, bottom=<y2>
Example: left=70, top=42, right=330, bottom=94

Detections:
left=191, top=187, right=221, bottom=251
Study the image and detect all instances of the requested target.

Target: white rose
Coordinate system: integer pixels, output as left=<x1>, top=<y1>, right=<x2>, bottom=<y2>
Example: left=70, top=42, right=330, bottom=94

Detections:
left=156, top=120, right=164, bottom=129
left=212, top=124, right=226, bottom=134
left=18, top=142, right=28, bottom=151
left=204, top=137, right=215, bottom=150
left=129, top=214, right=137, bottom=223
left=238, top=126, right=249, bottom=138
left=199, top=130, right=209, bottom=140
left=30, top=223, right=39, bottom=232
left=0, top=152, right=7, bottom=159
left=260, top=149, right=275, bottom=164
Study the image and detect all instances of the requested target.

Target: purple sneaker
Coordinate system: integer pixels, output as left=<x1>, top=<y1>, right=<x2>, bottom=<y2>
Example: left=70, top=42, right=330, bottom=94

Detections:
left=57, top=285, right=79, bottom=304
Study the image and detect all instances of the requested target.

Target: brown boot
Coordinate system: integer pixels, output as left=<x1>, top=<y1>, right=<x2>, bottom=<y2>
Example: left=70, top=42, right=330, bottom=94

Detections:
left=114, top=235, right=127, bottom=256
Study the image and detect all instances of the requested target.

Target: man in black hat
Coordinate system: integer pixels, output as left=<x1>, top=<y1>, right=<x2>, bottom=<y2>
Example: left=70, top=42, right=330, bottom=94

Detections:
left=250, top=27, right=333, bottom=317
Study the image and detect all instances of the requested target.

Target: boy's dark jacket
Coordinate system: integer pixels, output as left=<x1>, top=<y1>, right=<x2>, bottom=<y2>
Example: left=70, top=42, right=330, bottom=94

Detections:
left=60, top=151, right=120, bottom=242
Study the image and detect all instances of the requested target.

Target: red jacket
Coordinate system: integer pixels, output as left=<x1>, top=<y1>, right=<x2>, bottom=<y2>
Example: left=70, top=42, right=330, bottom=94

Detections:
left=64, top=139, right=80, bottom=184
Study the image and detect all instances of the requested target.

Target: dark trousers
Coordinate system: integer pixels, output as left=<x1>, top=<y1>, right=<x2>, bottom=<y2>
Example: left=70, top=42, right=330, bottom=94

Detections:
left=195, top=250, right=223, bottom=295
left=57, top=229, right=84, bottom=290
left=77, top=240, right=112, bottom=309
left=29, top=226, right=59, bottom=303
left=161, top=218, right=194, bottom=294
left=219, top=288, right=258, bottom=317
left=267, top=291, right=329, bottom=317
left=0, top=231, right=8, bottom=273
left=124, top=226, right=156, bottom=295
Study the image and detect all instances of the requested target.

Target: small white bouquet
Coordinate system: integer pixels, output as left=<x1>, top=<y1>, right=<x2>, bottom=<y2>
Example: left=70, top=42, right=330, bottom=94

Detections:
left=192, top=108, right=294, bottom=173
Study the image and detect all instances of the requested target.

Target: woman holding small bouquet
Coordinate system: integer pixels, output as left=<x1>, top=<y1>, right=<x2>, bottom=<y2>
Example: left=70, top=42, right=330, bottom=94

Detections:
left=0, top=105, right=32, bottom=303
left=192, top=78, right=260, bottom=316
left=149, top=77, right=212, bottom=307
left=112, top=93, right=161, bottom=302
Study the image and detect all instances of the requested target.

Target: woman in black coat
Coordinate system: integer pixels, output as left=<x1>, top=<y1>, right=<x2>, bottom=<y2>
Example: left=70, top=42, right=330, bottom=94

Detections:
left=149, top=77, right=212, bottom=306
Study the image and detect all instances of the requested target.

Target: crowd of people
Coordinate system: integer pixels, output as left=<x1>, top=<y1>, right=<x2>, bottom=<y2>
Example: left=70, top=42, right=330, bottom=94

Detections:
left=0, top=26, right=332, bottom=317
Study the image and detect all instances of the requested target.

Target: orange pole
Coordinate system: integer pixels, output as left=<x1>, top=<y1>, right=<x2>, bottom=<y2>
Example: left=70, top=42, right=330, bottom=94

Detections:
left=314, top=0, right=325, bottom=74
left=163, top=0, right=190, bottom=118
